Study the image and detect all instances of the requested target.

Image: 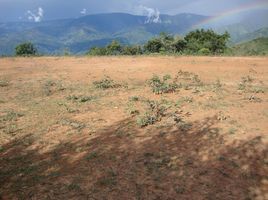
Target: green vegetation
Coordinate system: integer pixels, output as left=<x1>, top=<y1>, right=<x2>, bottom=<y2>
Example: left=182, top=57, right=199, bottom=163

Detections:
left=232, top=37, right=268, bottom=56
left=0, top=80, right=9, bottom=87
left=136, top=100, right=167, bottom=127
left=87, top=29, right=230, bottom=56
left=148, top=74, right=178, bottom=94
left=87, top=40, right=143, bottom=56
left=67, top=95, right=95, bottom=103
left=11, top=29, right=267, bottom=56
left=15, top=42, right=38, bottom=56
left=184, top=29, right=230, bottom=54
left=93, top=76, right=122, bottom=89
left=174, top=70, right=203, bottom=90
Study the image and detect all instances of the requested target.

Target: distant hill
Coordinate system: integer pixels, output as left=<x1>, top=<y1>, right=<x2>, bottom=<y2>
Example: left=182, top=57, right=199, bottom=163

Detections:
left=232, top=37, right=268, bottom=56
left=216, top=25, right=268, bottom=44
left=0, top=13, right=208, bottom=55
left=1, top=12, right=268, bottom=55
left=235, top=27, right=268, bottom=43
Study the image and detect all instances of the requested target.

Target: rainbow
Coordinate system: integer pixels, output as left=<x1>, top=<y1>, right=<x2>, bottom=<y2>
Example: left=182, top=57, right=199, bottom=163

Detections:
left=192, top=1, right=268, bottom=29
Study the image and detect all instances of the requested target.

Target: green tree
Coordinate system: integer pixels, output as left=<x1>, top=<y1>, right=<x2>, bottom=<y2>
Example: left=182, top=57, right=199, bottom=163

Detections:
left=184, top=29, right=230, bottom=54
left=15, top=42, right=38, bottom=56
left=172, top=38, right=187, bottom=53
left=144, top=38, right=163, bottom=53
left=106, top=40, right=122, bottom=55
left=122, top=45, right=142, bottom=55
left=87, top=47, right=107, bottom=56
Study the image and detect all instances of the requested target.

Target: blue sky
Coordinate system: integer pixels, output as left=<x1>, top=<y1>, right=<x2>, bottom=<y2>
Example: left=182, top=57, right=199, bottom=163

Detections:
left=0, top=0, right=266, bottom=22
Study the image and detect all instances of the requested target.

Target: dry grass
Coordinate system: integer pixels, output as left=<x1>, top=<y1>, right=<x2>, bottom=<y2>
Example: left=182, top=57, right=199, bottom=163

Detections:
left=0, top=56, right=267, bottom=199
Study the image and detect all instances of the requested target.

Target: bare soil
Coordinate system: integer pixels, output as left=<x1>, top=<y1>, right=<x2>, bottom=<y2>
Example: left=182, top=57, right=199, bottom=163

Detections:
left=0, top=56, right=267, bottom=200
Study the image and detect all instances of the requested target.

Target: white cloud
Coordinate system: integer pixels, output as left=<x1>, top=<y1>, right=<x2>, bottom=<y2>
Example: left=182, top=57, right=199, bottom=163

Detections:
left=80, top=8, right=87, bottom=15
left=137, top=5, right=161, bottom=24
left=27, top=7, right=44, bottom=22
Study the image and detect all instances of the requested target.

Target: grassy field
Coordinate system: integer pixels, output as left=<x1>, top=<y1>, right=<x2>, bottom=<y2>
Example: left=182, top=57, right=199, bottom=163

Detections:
left=0, top=56, right=267, bottom=199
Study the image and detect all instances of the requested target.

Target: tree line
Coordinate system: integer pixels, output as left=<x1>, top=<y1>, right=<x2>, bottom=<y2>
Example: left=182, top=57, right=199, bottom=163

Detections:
left=14, top=29, right=230, bottom=56
left=87, top=29, right=230, bottom=56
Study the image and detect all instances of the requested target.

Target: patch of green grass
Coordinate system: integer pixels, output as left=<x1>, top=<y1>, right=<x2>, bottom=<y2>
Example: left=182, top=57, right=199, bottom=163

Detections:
left=0, top=111, right=24, bottom=122
left=137, top=112, right=158, bottom=127
left=86, top=152, right=98, bottom=160
left=126, top=104, right=140, bottom=116
left=129, top=96, right=140, bottom=102
left=0, top=99, right=5, bottom=103
left=0, top=80, right=9, bottom=87
left=0, top=145, right=4, bottom=153
left=251, top=86, right=265, bottom=94
left=228, top=127, right=237, bottom=135
left=60, top=119, right=86, bottom=131
left=2, top=124, right=21, bottom=135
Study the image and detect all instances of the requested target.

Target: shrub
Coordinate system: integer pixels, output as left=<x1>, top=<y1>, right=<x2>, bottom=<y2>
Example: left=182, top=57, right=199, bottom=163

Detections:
left=136, top=100, right=167, bottom=127
left=67, top=95, right=94, bottom=103
left=174, top=70, right=203, bottom=89
left=148, top=74, right=178, bottom=94
left=238, top=76, right=254, bottom=91
left=106, top=40, right=122, bottom=55
left=15, top=42, right=38, bottom=56
left=93, top=76, right=121, bottom=89
left=129, top=96, right=140, bottom=102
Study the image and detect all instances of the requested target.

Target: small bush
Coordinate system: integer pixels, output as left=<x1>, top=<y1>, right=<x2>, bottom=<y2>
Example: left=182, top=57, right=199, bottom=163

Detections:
left=93, top=76, right=121, bottom=89
left=174, top=70, right=203, bottom=89
left=238, top=75, right=254, bottom=91
left=15, top=42, right=38, bottom=56
left=136, top=100, right=167, bottom=127
left=129, top=96, right=139, bottom=102
left=137, top=112, right=158, bottom=127
left=148, top=74, right=178, bottom=94
left=67, top=95, right=94, bottom=103
left=86, top=152, right=98, bottom=160
left=212, top=79, right=223, bottom=92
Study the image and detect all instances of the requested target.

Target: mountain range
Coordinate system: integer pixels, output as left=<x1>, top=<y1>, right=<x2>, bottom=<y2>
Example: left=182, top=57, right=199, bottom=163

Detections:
left=0, top=12, right=267, bottom=55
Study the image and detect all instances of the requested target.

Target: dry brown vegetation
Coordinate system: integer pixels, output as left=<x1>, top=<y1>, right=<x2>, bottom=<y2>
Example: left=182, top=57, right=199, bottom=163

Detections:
left=0, top=56, right=267, bottom=199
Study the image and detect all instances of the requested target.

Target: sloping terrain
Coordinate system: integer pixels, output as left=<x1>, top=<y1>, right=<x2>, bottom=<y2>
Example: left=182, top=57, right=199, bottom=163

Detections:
left=232, top=37, right=268, bottom=55
left=0, top=56, right=267, bottom=199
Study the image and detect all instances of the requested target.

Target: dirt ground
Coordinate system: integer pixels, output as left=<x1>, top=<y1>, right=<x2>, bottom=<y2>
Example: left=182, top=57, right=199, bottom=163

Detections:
left=0, top=56, right=267, bottom=199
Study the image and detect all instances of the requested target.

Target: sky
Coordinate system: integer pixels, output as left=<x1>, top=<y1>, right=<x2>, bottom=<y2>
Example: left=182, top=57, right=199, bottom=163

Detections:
left=0, top=0, right=267, bottom=22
